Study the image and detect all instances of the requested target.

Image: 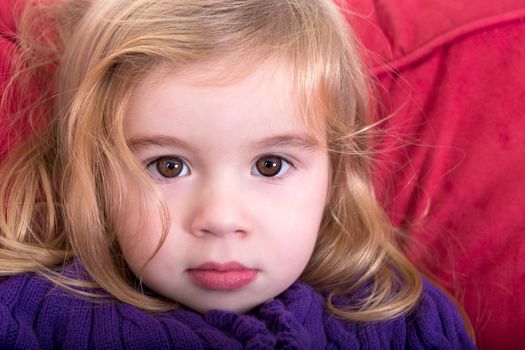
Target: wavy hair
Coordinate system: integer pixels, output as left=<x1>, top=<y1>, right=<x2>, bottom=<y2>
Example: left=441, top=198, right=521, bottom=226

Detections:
left=0, top=0, right=422, bottom=321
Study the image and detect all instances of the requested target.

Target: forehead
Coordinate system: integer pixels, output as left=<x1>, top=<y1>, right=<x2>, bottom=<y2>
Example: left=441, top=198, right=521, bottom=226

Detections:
left=125, top=58, right=326, bottom=146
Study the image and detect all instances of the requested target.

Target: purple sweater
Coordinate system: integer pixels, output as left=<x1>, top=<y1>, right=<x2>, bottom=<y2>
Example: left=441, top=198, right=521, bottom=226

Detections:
left=0, top=267, right=475, bottom=349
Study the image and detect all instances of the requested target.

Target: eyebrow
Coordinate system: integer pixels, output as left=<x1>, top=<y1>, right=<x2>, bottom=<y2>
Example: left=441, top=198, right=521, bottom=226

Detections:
left=127, top=133, right=321, bottom=153
left=250, top=134, right=321, bottom=152
left=128, top=135, right=197, bottom=153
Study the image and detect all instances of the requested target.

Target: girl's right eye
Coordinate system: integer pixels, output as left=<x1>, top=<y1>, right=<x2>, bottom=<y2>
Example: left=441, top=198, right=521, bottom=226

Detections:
left=146, top=156, right=190, bottom=179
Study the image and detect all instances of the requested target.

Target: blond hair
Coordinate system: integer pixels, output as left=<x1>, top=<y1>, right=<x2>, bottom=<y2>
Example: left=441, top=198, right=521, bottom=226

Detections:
left=0, top=0, right=422, bottom=321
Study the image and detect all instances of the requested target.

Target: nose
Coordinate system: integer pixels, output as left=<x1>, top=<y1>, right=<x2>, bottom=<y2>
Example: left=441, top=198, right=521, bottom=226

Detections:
left=189, top=179, right=251, bottom=238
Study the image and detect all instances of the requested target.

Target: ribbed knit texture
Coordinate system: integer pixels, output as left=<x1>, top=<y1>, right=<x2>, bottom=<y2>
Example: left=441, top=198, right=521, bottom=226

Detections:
left=0, top=267, right=475, bottom=349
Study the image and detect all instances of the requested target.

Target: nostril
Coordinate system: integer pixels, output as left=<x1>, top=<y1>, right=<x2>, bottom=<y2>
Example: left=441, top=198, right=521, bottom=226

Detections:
left=192, top=229, right=206, bottom=237
left=190, top=214, right=251, bottom=238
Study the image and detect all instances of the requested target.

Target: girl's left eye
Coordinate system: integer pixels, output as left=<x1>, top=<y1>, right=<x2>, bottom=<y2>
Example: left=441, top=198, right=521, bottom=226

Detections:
left=251, top=155, right=292, bottom=178
left=146, top=156, right=190, bottom=179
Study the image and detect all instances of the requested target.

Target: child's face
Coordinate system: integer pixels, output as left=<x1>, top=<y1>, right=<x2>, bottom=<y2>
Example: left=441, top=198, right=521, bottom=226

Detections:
left=119, top=59, right=330, bottom=313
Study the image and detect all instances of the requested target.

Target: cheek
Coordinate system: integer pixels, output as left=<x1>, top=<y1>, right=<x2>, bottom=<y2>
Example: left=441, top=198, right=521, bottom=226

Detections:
left=261, top=169, right=329, bottom=254
left=115, top=189, right=165, bottom=271
left=287, top=167, right=330, bottom=224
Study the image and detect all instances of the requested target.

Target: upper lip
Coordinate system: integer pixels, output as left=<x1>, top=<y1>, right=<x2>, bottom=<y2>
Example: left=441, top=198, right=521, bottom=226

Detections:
left=189, top=261, right=252, bottom=271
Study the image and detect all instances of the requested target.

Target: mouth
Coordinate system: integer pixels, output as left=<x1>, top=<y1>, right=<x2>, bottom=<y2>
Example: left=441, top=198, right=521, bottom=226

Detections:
left=187, top=261, right=258, bottom=291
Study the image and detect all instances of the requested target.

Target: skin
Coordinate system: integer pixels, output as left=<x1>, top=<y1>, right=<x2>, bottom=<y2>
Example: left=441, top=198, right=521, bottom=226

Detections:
left=118, top=59, right=330, bottom=314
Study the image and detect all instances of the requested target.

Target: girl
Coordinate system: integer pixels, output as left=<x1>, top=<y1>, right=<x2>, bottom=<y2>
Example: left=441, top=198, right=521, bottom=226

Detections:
left=0, top=0, right=475, bottom=348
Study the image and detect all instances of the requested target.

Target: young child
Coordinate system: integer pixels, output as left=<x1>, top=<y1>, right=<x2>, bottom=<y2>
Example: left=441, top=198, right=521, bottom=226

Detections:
left=0, top=0, right=475, bottom=348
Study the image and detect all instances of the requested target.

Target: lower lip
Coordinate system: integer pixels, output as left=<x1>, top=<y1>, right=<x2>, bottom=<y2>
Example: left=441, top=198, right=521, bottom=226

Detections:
left=187, top=269, right=258, bottom=291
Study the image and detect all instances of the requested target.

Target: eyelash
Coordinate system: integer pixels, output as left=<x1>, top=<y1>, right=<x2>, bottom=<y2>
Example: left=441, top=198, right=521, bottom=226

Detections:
left=145, top=155, right=295, bottom=181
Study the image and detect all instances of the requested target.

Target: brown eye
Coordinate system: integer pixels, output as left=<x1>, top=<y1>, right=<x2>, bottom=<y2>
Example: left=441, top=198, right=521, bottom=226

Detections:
left=154, top=156, right=185, bottom=178
left=255, top=156, right=284, bottom=177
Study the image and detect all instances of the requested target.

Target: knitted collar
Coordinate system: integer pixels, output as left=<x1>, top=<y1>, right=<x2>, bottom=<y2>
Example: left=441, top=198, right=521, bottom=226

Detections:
left=157, top=281, right=358, bottom=349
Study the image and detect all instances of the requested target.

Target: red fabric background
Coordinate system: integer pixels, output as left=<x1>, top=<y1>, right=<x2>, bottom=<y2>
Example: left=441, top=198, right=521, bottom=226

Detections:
left=345, top=1, right=525, bottom=348
left=1, top=1, right=524, bottom=348
left=0, top=0, right=30, bottom=161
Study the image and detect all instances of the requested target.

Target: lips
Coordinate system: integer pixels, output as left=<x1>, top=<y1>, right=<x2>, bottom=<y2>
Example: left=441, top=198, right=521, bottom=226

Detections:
left=187, top=261, right=258, bottom=291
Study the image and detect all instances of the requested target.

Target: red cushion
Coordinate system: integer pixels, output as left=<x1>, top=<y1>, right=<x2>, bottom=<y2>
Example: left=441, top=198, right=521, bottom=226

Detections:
left=345, top=1, right=525, bottom=348
left=0, top=0, right=18, bottom=36
left=0, top=0, right=43, bottom=160
left=0, top=37, right=20, bottom=160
